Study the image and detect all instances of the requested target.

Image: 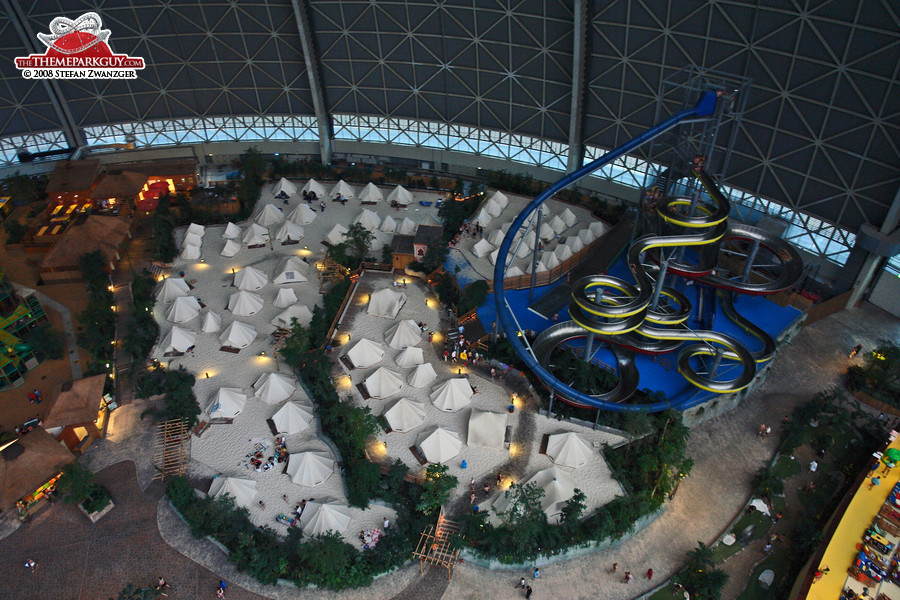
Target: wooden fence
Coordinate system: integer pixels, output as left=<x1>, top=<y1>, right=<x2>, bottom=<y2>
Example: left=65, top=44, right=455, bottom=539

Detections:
left=484, top=235, right=602, bottom=293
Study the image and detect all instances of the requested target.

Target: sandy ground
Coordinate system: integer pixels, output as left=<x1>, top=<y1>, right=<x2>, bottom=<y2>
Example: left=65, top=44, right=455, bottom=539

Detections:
left=154, top=181, right=457, bottom=545
left=339, top=273, right=627, bottom=522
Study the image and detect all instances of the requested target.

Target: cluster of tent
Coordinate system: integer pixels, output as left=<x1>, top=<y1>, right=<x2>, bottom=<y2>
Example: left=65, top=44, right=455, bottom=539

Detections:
left=270, top=177, right=414, bottom=207
left=209, top=476, right=352, bottom=535
left=180, top=223, right=205, bottom=261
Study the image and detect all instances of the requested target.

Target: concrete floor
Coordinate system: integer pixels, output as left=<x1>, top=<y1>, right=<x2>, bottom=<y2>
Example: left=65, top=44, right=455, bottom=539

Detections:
left=1, top=302, right=896, bottom=600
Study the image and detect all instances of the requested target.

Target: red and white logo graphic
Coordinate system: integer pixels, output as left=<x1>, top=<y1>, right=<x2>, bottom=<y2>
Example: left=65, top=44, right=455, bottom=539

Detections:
left=15, top=12, right=145, bottom=79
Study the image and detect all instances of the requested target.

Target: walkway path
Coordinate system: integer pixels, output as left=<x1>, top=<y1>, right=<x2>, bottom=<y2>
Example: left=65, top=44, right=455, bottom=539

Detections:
left=2, top=303, right=894, bottom=600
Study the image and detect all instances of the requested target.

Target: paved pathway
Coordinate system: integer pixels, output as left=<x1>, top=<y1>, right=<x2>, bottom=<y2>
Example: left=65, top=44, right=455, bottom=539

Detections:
left=3, top=304, right=895, bottom=600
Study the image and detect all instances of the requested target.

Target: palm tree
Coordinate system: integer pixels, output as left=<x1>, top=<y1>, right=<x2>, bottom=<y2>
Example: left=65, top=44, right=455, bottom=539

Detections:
left=686, top=541, right=715, bottom=571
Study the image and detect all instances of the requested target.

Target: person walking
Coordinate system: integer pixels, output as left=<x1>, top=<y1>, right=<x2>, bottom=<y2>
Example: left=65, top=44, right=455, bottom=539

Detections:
left=516, top=576, right=526, bottom=589
left=533, top=567, right=540, bottom=579
left=612, top=563, right=618, bottom=573
left=525, top=586, right=533, bottom=599
left=319, top=201, right=325, bottom=212
left=623, top=571, right=633, bottom=583
left=646, top=568, right=653, bottom=580
left=24, top=558, right=36, bottom=572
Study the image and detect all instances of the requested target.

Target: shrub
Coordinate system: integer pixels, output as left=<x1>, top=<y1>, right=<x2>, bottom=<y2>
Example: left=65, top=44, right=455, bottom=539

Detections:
left=3, top=219, right=27, bottom=244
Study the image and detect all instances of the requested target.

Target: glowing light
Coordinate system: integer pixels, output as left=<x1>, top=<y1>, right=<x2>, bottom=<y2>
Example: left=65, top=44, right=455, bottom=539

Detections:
left=107, top=285, right=114, bottom=292
left=509, top=444, right=517, bottom=457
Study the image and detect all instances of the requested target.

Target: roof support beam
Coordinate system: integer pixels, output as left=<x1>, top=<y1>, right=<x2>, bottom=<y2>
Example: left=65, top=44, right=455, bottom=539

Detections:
left=845, top=184, right=900, bottom=309
left=291, top=0, right=332, bottom=164
left=1, top=0, right=85, bottom=149
left=566, top=0, right=589, bottom=174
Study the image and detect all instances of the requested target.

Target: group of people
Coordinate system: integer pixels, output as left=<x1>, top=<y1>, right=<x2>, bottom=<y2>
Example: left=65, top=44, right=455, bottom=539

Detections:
left=757, top=423, right=772, bottom=438
left=448, top=220, right=485, bottom=249
left=443, top=325, right=484, bottom=366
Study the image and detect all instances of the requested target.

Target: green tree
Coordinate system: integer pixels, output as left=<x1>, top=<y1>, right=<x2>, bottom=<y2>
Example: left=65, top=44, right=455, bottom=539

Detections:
left=559, top=488, right=586, bottom=533
left=686, top=541, right=715, bottom=571
left=3, top=219, right=27, bottom=244
left=23, top=325, right=64, bottom=360
left=494, top=482, right=549, bottom=561
left=459, top=280, right=489, bottom=313
left=752, top=466, right=784, bottom=501
left=421, top=240, right=449, bottom=272
left=381, top=243, right=393, bottom=264
left=278, top=319, right=310, bottom=366
left=2, top=172, right=47, bottom=204
left=416, top=464, right=459, bottom=514
left=58, top=459, right=97, bottom=505
left=343, top=223, right=374, bottom=265
left=347, top=460, right=382, bottom=508
left=79, top=250, right=109, bottom=295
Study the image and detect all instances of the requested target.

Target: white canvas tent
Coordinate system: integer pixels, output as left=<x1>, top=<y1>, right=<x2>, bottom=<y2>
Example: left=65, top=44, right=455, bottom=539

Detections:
left=430, top=378, right=473, bottom=412
left=487, top=229, right=506, bottom=246
left=208, top=387, right=247, bottom=420
left=589, top=221, right=609, bottom=237
left=384, top=398, right=426, bottom=432
left=272, top=177, right=297, bottom=198
left=201, top=310, right=222, bottom=333
left=220, top=239, right=241, bottom=257
left=328, top=180, right=355, bottom=200
left=228, top=290, right=264, bottom=316
left=554, top=244, right=573, bottom=262
left=180, top=244, right=201, bottom=261
left=408, top=363, right=437, bottom=387
left=187, top=223, right=205, bottom=237
left=494, top=467, right=576, bottom=520
left=256, top=204, right=285, bottom=227
left=223, top=222, right=242, bottom=239
left=358, top=182, right=384, bottom=204
left=242, top=223, right=269, bottom=246
left=417, top=427, right=463, bottom=464
left=301, top=178, right=326, bottom=198
left=473, top=209, right=492, bottom=227
left=472, top=238, right=494, bottom=258
left=253, top=372, right=296, bottom=404
left=300, top=500, right=351, bottom=535
left=271, top=304, right=312, bottom=328
left=548, top=215, right=567, bottom=235
left=274, top=220, right=304, bottom=243
left=395, top=346, right=424, bottom=368
left=546, top=432, right=593, bottom=469
left=234, top=266, right=268, bottom=291
left=560, top=207, right=577, bottom=228
left=514, top=242, right=531, bottom=259
left=489, top=191, right=509, bottom=209
left=568, top=236, right=585, bottom=254
left=526, top=260, right=549, bottom=275
left=364, top=367, right=403, bottom=399
left=166, top=296, right=201, bottom=323
left=539, top=222, right=555, bottom=240
left=325, top=224, right=348, bottom=246
left=396, top=218, right=416, bottom=235
left=384, top=319, right=421, bottom=349
left=380, top=215, right=397, bottom=233
left=467, top=409, right=508, bottom=450
left=288, top=203, right=317, bottom=225
left=345, top=338, right=385, bottom=369
left=218, top=321, right=257, bottom=349
left=286, top=451, right=334, bottom=487
left=353, top=209, right=381, bottom=232
left=273, top=287, right=298, bottom=308
left=273, top=256, right=308, bottom=284
left=272, top=401, right=314, bottom=435
left=160, top=326, right=196, bottom=354
left=156, top=277, right=190, bottom=303
left=489, top=248, right=500, bottom=266
left=577, top=228, right=595, bottom=246
left=387, top=185, right=413, bottom=206
left=505, top=265, right=525, bottom=278
left=542, top=252, right=561, bottom=270
left=209, top=476, right=256, bottom=508
left=484, top=197, right=503, bottom=217
left=367, top=289, right=407, bottom=319
left=182, top=232, right=203, bottom=248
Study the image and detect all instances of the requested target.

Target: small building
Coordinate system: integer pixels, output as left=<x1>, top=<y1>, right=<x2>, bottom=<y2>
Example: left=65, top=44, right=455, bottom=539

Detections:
left=111, top=158, right=199, bottom=192
left=413, top=225, right=443, bottom=259
left=46, top=159, right=101, bottom=204
left=89, top=170, right=147, bottom=212
left=391, top=234, right=416, bottom=270
left=39, top=215, right=133, bottom=283
left=0, top=269, right=47, bottom=390
left=44, top=375, right=110, bottom=454
left=0, top=428, right=75, bottom=515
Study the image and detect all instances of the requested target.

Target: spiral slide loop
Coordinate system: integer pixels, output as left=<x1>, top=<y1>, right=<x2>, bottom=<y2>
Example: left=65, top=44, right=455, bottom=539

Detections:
left=494, top=91, right=801, bottom=412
